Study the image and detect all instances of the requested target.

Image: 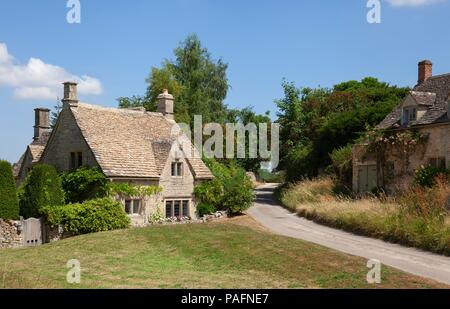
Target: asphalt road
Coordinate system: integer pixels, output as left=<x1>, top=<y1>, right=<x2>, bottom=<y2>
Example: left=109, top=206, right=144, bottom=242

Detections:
left=247, top=183, right=450, bottom=285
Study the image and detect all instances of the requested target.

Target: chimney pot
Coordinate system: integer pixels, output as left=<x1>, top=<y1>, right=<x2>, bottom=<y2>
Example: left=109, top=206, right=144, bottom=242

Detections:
left=62, top=82, right=79, bottom=107
left=157, top=89, right=174, bottom=120
left=418, top=60, right=433, bottom=84
left=33, top=108, right=51, bottom=142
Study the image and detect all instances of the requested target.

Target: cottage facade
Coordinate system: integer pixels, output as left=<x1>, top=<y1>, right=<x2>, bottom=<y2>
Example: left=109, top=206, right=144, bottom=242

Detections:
left=353, top=60, right=450, bottom=193
left=14, top=83, right=213, bottom=225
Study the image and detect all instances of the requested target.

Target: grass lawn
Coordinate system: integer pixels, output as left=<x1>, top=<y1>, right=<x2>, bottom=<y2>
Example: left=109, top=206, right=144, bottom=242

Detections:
left=0, top=216, right=446, bottom=289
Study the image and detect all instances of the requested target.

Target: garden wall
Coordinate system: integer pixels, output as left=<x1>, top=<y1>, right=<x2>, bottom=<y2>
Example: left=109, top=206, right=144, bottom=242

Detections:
left=0, top=219, right=23, bottom=249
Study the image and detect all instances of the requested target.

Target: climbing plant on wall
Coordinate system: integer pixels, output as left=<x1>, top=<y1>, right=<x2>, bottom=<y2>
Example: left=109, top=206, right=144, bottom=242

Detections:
left=364, top=128, right=429, bottom=188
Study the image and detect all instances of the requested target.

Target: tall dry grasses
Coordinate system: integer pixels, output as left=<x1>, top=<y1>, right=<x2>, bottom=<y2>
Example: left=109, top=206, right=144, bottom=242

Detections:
left=279, top=177, right=450, bottom=255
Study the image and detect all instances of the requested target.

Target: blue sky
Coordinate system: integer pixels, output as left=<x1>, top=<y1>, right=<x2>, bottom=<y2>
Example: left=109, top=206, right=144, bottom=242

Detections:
left=1, top=0, right=449, bottom=162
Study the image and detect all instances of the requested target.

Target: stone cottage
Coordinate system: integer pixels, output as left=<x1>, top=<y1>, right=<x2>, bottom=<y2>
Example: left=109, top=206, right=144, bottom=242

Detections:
left=14, top=82, right=213, bottom=225
left=353, top=60, right=450, bottom=193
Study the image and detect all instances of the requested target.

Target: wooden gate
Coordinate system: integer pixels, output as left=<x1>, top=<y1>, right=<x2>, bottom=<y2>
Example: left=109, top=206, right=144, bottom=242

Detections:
left=357, top=165, right=378, bottom=193
left=22, top=217, right=43, bottom=247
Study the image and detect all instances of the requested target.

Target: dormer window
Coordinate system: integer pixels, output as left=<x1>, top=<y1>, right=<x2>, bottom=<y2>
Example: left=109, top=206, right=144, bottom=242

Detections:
left=403, top=106, right=417, bottom=125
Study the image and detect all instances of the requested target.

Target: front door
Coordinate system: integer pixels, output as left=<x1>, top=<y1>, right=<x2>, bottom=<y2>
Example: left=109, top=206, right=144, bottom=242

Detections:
left=358, top=165, right=377, bottom=193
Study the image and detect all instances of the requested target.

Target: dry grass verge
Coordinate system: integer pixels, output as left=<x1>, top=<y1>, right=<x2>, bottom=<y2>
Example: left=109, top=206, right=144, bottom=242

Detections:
left=279, top=178, right=450, bottom=256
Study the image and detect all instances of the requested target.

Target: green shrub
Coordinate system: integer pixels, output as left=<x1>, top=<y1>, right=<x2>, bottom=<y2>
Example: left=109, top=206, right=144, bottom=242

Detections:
left=62, top=167, right=109, bottom=203
left=196, top=203, right=216, bottom=217
left=285, top=144, right=316, bottom=182
left=195, top=159, right=255, bottom=215
left=221, top=167, right=255, bottom=214
left=194, top=178, right=223, bottom=207
left=329, top=145, right=353, bottom=190
left=19, top=164, right=64, bottom=218
left=258, top=169, right=286, bottom=183
left=41, top=198, right=130, bottom=235
left=0, top=160, right=19, bottom=220
left=414, top=165, right=449, bottom=188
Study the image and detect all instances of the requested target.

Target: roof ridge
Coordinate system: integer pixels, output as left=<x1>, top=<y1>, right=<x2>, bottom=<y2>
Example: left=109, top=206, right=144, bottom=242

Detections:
left=428, top=73, right=450, bottom=80
left=410, top=90, right=436, bottom=95
left=75, top=102, right=165, bottom=117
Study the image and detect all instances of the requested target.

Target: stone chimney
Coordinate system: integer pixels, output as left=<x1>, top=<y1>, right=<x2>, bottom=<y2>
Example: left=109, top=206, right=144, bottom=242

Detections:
left=157, top=89, right=174, bottom=120
left=62, top=82, right=79, bottom=107
left=34, top=108, right=51, bottom=142
left=418, top=60, right=433, bottom=84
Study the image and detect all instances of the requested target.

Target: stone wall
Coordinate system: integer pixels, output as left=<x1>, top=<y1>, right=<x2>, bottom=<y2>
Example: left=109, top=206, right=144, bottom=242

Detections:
left=158, top=155, right=197, bottom=218
left=159, top=156, right=195, bottom=199
left=0, top=219, right=23, bottom=249
left=44, top=224, right=73, bottom=243
left=353, top=123, right=450, bottom=193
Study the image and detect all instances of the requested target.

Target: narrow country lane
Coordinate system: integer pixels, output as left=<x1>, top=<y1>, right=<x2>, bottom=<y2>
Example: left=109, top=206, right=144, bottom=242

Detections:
left=247, top=183, right=450, bottom=285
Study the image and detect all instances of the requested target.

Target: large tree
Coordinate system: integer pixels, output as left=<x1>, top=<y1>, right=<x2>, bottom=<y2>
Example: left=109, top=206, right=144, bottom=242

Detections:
left=276, top=77, right=409, bottom=181
left=119, top=34, right=230, bottom=126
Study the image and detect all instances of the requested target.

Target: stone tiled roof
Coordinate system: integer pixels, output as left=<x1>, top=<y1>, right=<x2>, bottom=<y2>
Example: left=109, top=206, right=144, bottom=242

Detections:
left=12, top=153, right=25, bottom=178
left=70, top=103, right=213, bottom=179
left=378, top=74, right=450, bottom=129
left=13, top=130, right=52, bottom=178
left=410, top=91, right=436, bottom=106
left=28, top=145, right=45, bottom=163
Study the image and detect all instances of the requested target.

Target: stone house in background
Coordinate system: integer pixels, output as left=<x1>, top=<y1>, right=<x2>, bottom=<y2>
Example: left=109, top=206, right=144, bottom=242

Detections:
left=14, top=82, right=213, bottom=225
left=353, top=60, right=450, bottom=193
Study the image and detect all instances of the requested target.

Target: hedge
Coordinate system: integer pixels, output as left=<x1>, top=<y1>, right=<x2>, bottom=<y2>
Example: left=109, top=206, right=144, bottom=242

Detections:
left=19, top=164, right=65, bottom=218
left=0, top=160, right=19, bottom=220
left=41, top=198, right=130, bottom=235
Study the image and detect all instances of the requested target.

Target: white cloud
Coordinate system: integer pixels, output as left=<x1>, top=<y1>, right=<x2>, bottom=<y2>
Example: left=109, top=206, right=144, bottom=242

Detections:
left=0, top=42, right=102, bottom=101
left=386, top=0, right=445, bottom=7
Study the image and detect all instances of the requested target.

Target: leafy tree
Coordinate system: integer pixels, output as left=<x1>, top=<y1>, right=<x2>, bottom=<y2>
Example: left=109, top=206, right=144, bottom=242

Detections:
left=0, top=160, right=19, bottom=220
left=19, top=164, right=65, bottom=218
left=228, top=107, right=272, bottom=172
left=276, top=77, right=409, bottom=182
left=51, top=98, right=62, bottom=128
left=117, top=95, right=153, bottom=112
left=118, top=34, right=230, bottom=126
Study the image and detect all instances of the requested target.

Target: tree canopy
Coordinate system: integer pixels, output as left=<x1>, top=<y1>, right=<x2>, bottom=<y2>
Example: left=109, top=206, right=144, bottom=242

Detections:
left=276, top=77, right=409, bottom=181
left=119, top=34, right=230, bottom=126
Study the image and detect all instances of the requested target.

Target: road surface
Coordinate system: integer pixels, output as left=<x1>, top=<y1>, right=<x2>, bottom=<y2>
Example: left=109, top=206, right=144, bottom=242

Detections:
left=247, top=183, right=450, bottom=285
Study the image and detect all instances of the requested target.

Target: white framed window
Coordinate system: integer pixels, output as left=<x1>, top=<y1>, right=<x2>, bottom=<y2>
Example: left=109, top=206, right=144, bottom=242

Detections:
left=402, top=106, right=417, bottom=125
left=171, top=162, right=183, bottom=177
left=165, top=199, right=190, bottom=218
left=125, top=199, right=141, bottom=215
